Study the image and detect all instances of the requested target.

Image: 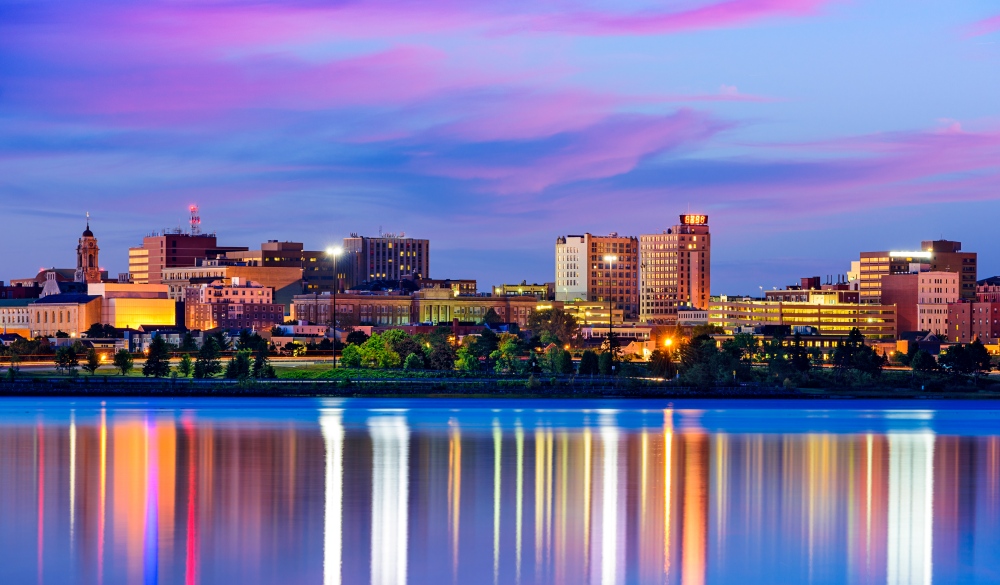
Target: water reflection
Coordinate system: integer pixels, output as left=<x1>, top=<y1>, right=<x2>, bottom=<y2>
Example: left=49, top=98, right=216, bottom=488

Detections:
left=1, top=399, right=999, bottom=585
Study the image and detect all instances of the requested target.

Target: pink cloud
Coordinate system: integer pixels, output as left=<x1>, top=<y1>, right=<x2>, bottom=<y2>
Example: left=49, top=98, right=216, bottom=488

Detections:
left=966, top=14, right=1000, bottom=37
left=414, top=109, right=730, bottom=193
left=518, top=0, right=835, bottom=35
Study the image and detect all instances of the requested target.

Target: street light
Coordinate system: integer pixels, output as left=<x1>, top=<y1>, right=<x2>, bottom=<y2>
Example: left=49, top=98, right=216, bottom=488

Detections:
left=326, top=246, right=344, bottom=367
left=603, top=254, right=618, bottom=367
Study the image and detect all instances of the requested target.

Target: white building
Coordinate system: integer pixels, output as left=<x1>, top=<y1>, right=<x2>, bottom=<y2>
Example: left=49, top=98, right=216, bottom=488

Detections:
left=555, top=234, right=589, bottom=302
left=917, top=271, right=959, bottom=338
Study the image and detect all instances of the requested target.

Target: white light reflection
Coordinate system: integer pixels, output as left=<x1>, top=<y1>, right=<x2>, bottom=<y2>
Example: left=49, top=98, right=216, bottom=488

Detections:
left=370, top=415, right=409, bottom=585
left=320, top=410, right=344, bottom=585
left=69, top=410, right=76, bottom=547
left=887, top=433, right=934, bottom=585
left=493, top=420, right=502, bottom=585
left=597, top=413, right=623, bottom=585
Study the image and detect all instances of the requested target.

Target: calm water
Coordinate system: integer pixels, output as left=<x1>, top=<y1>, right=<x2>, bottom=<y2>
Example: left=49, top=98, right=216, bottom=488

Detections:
left=1, top=398, right=999, bottom=585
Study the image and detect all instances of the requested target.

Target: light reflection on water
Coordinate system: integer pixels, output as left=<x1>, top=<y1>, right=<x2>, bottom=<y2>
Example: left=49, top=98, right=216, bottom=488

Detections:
left=0, top=398, right=999, bottom=585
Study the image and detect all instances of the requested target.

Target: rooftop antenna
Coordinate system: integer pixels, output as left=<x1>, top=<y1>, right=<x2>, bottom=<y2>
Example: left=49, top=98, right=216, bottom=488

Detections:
left=189, top=205, right=201, bottom=236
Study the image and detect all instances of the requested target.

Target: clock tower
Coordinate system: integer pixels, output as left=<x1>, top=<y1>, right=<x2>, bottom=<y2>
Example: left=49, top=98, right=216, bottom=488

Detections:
left=75, top=213, right=102, bottom=283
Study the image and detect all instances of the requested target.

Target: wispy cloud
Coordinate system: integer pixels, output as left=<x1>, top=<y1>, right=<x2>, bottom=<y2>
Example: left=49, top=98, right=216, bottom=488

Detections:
left=965, top=14, right=1000, bottom=37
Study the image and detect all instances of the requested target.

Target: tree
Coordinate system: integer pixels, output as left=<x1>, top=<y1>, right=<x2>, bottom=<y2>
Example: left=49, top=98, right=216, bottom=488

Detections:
left=545, top=346, right=574, bottom=375
left=82, top=347, right=101, bottom=375
left=340, top=344, right=362, bottom=368
left=177, top=354, right=193, bottom=377
left=428, top=343, right=457, bottom=371
left=482, top=307, right=503, bottom=326
left=179, top=332, right=199, bottom=352
left=455, top=345, right=481, bottom=373
left=598, top=351, right=615, bottom=376
left=346, top=330, right=370, bottom=346
left=194, top=338, right=223, bottom=378
left=358, top=333, right=401, bottom=369
left=252, top=346, right=275, bottom=379
left=490, top=337, right=522, bottom=374
left=832, top=328, right=884, bottom=379
left=55, top=330, right=70, bottom=339
left=648, top=349, right=674, bottom=378
left=85, top=323, right=118, bottom=338
left=225, top=350, right=253, bottom=381
left=403, top=352, right=424, bottom=371
left=910, top=349, right=936, bottom=374
left=383, top=330, right=424, bottom=365
left=967, top=339, right=992, bottom=382
left=54, top=346, right=79, bottom=374
left=526, top=309, right=579, bottom=347
left=578, top=350, right=600, bottom=375
left=143, top=335, right=172, bottom=378
left=236, top=330, right=267, bottom=352
left=113, top=349, right=133, bottom=375
left=210, top=331, right=231, bottom=351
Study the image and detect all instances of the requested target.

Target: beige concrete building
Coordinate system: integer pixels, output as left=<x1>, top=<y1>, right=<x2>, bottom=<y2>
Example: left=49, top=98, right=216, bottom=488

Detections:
left=554, top=232, right=639, bottom=320
left=30, top=294, right=102, bottom=338
left=917, top=271, right=960, bottom=338
left=640, top=214, right=711, bottom=325
left=291, top=287, right=538, bottom=328
left=342, top=234, right=430, bottom=288
left=709, top=297, right=897, bottom=340
left=185, top=278, right=283, bottom=331
left=0, top=299, right=33, bottom=338
left=87, top=283, right=176, bottom=329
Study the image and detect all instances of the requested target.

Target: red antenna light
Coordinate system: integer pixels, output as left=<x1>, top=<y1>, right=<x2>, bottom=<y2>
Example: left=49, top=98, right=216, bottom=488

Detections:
left=189, top=205, right=201, bottom=236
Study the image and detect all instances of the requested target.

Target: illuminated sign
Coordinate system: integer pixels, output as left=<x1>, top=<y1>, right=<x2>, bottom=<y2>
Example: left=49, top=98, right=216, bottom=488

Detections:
left=680, top=214, right=708, bottom=226
left=888, top=251, right=932, bottom=259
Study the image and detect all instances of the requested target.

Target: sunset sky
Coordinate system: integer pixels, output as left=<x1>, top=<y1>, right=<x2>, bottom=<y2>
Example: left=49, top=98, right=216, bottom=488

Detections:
left=2, top=0, right=999, bottom=292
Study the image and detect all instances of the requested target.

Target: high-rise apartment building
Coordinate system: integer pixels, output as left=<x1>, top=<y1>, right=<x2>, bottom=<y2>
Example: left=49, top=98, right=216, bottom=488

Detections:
left=341, top=234, right=429, bottom=289
left=639, top=215, right=711, bottom=324
left=554, top=233, right=638, bottom=320
left=128, top=232, right=246, bottom=285
left=859, top=240, right=976, bottom=304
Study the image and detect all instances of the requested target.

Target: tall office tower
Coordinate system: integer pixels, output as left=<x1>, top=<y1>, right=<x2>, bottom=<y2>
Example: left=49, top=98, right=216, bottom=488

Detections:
left=341, top=233, right=430, bottom=289
left=555, top=232, right=639, bottom=320
left=859, top=239, right=976, bottom=304
left=128, top=232, right=246, bottom=284
left=639, top=214, right=712, bottom=324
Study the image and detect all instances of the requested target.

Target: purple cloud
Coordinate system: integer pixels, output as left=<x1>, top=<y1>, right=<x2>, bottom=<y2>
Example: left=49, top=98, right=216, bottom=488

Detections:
left=966, top=14, right=1000, bottom=37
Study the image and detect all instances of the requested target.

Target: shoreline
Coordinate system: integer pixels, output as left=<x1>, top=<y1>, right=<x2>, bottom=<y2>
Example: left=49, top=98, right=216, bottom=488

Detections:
left=3, top=378, right=1000, bottom=400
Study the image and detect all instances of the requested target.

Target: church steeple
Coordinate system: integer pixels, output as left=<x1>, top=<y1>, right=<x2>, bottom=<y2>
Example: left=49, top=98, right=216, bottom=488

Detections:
left=75, top=212, right=101, bottom=283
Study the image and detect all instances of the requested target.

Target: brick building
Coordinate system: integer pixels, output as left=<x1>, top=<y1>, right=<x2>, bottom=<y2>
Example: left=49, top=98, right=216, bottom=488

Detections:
left=184, top=278, right=284, bottom=332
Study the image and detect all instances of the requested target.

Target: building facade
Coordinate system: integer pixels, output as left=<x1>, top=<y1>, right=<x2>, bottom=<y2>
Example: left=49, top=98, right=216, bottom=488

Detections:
left=224, top=241, right=336, bottom=294
left=859, top=240, right=976, bottom=304
left=493, top=282, right=553, bottom=300
left=555, top=232, right=638, bottom=320
left=29, top=294, right=103, bottom=338
left=342, top=234, right=429, bottom=289
left=916, top=271, right=959, bottom=338
left=0, top=299, right=33, bottom=338
left=709, top=297, right=897, bottom=340
left=639, top=215, right=711, bottom=325
left=129, top=232, right=246, bottom=285
left=947, top=302, right=1000, bottom=344
left=555, top=235, right=589, bottom=302
left=184, top=278, right=284, bottom=331
left=291, top=288, right=538, bottom=328
left=88, top=283, right=176, bottom=329
left=880, top=273, right=919, bottom=334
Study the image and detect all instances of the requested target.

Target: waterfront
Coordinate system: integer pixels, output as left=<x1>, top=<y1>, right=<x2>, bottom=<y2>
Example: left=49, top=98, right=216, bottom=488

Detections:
left=1, top=398, right=998, bottom=584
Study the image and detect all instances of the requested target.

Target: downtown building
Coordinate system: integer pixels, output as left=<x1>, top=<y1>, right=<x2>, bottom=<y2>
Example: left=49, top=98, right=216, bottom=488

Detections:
left=128, top=231, right=247, bottom=285
left=639, top=214, right=711, bottom=325
left=341, top=233, right=430, bottom=289
left=859, top=240, right=976, bottom=304
left=184, top=278, right=284, bottom=332
left=554, top=233, right=639, bottom=321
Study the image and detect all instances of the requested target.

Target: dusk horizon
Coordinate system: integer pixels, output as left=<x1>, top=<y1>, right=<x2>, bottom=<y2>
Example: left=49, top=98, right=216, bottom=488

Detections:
left=3, top=0, right=999, bottom=293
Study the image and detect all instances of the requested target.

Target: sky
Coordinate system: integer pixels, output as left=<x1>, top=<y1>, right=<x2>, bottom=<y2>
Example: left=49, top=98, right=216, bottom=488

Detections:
left=1, top=0, right=999, bottom=294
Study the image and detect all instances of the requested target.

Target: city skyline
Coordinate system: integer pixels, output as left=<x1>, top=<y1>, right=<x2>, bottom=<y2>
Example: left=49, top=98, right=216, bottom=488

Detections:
left=2, top=1, right=999, bottom=292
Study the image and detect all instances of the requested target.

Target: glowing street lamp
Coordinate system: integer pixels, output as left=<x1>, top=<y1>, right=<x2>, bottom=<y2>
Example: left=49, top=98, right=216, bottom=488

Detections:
left=603, top=254, right=618, bottom=367
left=326, top=246, right=344, bottom=368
